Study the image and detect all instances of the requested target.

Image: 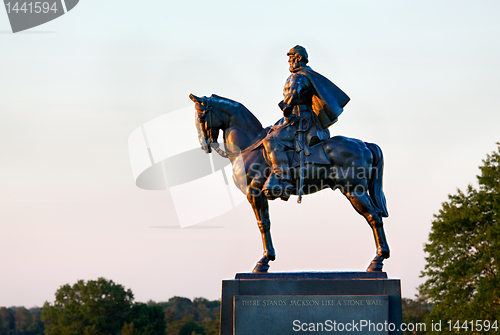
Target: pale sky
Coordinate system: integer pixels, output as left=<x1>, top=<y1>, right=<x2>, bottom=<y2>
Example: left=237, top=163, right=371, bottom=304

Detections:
left=1, top=0, right=500, bottom=308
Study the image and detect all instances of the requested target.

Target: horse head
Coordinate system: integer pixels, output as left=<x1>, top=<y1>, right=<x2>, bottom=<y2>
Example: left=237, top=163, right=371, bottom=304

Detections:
left=189, top=94, right=223, bottom=154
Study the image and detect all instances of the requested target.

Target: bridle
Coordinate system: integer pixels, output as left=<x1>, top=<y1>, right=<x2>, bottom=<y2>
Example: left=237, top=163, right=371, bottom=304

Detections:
left=198, top=100, right=235, bottom=158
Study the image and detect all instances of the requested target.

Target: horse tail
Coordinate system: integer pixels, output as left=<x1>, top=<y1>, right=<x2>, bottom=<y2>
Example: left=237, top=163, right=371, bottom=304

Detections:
left=366, top=142, right=389, bottom=217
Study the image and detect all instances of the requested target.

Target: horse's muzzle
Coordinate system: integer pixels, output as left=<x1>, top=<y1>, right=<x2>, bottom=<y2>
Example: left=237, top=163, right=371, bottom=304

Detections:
left=202, top=144, right=212, bottom=154
left=200, top=137, right=212, bottom=154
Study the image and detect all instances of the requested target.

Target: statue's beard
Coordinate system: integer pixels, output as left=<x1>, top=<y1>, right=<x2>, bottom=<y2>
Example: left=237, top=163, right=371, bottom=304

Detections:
left=289, top=61, right=304, bottom=72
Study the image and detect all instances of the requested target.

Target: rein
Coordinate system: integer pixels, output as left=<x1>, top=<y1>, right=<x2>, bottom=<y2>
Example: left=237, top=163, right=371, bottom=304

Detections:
left=205, top=104, right=234, bottom=158
left=203, top=103, right=268, bottom=158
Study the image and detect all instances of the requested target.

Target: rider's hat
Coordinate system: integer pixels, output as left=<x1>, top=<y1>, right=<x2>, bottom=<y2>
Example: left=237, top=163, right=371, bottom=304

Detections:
left=287, top=45, right=308, bottom=64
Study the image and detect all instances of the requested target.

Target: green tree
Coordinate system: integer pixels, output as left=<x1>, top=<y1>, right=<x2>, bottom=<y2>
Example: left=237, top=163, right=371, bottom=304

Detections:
left=0, top=307, right=44, bottom=335
left=26, top=307, right=45, bottom=335
left=14, top=307, right=44, bottom=335
left=420, top=144, right=500, bottom=329
left=200, top=313, right=220, bottom=335
left=401, top=296, right=429, bottom=335
left=0, top=307, right=15, bottom=335
left=178, top=320, right=204, bottom=335
left=121, top=322, right=138, bottom=335
left=127, top=302, right=166, bottom=335
left=41, top=278, right=134, bottom=335
left=160, top=296, right=220, bottom=335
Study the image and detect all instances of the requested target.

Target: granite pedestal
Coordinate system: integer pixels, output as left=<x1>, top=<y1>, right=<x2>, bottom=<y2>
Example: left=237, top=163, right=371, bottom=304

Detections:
left=220, top=272, right=402, bottom=335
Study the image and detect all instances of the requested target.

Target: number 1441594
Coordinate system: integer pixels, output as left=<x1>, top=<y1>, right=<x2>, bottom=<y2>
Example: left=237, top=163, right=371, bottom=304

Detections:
left=447, top=320, right=498, bottom=332
left=5, top=2, right=58, bottom=14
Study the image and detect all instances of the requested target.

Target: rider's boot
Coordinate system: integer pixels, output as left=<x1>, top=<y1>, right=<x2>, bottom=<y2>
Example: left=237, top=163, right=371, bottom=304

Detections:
left=262, top=149, right=294, bottom=201
left=263, top=174, right=293, bottom=201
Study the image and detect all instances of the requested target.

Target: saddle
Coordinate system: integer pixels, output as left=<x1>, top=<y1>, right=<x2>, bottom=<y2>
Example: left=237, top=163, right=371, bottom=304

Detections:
left=242, top=127, right=331, bottom=167
left=286, top=142, right=330, bottom=168
left=239, top=126, right=330, bottom=169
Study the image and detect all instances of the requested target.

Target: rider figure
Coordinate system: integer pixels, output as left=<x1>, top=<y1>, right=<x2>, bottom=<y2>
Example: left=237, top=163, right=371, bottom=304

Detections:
left=262, top=45, right=350, bottom=200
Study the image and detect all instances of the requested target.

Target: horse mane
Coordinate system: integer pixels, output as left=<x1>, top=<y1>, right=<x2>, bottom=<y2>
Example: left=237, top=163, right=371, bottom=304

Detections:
left=210, top=94, right=263, bottom=129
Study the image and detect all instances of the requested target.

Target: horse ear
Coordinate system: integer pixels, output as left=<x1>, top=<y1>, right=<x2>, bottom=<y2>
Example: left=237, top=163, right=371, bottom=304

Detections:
left=189, top=94, right=201, bottom=103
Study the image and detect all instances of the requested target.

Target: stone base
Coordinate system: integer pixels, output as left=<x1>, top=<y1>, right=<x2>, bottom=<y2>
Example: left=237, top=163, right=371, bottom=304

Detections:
left=221, top=272, right=402, bottom=335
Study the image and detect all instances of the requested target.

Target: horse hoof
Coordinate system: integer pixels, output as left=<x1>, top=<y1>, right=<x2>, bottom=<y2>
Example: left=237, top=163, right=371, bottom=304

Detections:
left=367, top=260, right=384, bottom=272
left=252, top=255, right=271, bottom=273
left=252, top=262, right=270, bottom=273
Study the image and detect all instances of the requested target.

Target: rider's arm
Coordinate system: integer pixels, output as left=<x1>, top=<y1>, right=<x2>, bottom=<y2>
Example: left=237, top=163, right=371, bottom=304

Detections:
left=279, top=74, right=311, bottom=117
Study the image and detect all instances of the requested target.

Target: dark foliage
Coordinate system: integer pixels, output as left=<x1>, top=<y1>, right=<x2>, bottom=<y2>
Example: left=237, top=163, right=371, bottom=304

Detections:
left=0, top=307, right=44, bottom=335
left=420, top=144, right=500, bottom=332
left=401, top=297, right=430, bottom=334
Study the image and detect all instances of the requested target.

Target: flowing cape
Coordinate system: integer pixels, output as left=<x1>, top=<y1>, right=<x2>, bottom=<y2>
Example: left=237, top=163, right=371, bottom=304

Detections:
left=297, top=67, right=350, bottom=129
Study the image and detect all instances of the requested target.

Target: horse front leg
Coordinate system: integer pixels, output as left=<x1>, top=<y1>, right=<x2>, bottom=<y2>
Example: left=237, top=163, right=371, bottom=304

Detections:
left=247, top=184, right=275, bottom=273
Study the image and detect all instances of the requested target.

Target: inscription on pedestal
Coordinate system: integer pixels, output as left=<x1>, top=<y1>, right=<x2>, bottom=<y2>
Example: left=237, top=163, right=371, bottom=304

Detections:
left=234, top=295, right=389, bottom=334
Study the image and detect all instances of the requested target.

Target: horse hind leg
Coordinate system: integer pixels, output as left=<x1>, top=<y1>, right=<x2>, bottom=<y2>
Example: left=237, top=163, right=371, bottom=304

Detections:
left=247, top=183, right=276, bottom=273
left=344, top=191, right=390, bottom=272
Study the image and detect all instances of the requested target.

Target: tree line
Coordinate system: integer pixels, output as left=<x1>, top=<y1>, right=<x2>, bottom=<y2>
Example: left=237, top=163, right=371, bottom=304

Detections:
left=0, top=279, right=220, bottom=335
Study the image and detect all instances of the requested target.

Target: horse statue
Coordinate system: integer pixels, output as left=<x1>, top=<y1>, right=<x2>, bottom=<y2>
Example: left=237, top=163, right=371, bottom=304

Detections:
left=189, top=93, right=390, bottom=273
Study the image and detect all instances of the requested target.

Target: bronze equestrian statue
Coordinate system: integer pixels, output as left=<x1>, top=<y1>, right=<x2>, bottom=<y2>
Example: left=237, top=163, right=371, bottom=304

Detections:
left=189, top=46, right=390, bottom=273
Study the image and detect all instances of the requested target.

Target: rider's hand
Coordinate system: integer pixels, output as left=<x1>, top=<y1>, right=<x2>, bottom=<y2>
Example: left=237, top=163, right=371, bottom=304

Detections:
left=285, top=114, right=298, bottom=124
left=278, top=100, right=293, bottom=115
left=278, top=100, right=288, bottom=110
